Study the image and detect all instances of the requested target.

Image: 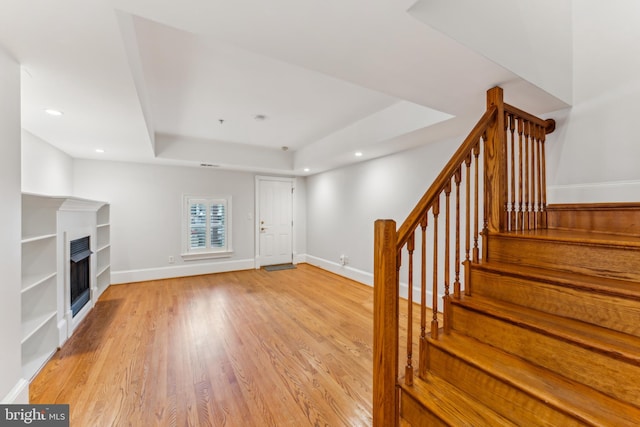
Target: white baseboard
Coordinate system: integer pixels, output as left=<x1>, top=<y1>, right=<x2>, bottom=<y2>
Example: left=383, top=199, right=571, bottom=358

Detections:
left=1, top=378, right=29, bottom=404
left=303, top=254, right=441, bottom=308
left=304, top=255, right=373, bottom=287
left=399, top=281, right=441, bottom=308
left=293, top=253, right=307, bottom=265
left=111, top=258, right=255, bottom=284
left=548, top=180, right=640, bottom=203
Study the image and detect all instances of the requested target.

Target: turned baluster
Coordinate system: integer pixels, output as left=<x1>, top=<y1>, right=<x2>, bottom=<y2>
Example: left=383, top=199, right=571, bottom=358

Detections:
left=405, top=232, right=415, bottom=386
left=454, top=167, right=462, bottom=299
left=481, top=132, right=489, bottom=260
left=524, top=120, right=531, bottom=229
left=529, top=122, right=538, bottom=230
left=443, top=181, right=452, bottom=334
left=464, top=152, right=472, bottom=296
left=536, top=124, right=543, bottom=229
left=540, top=129, right=548, bottom=228
left=419, top=214, right=428, bottom=378
left=431, top=201, right=440, bottom=340
left=508, top=113, right=516, bottom=231
left=517, top=117, right=524, bottom=230
left=473, top=141, right=481, bottom=263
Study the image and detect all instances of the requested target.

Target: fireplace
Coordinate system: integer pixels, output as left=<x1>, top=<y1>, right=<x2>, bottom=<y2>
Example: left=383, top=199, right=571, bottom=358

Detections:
left=70, top=236, right=92, bottom=317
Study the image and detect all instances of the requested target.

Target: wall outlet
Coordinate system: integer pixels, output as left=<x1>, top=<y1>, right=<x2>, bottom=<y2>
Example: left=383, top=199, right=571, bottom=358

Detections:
left=339, top=255, right=348, bottom=266
left=168, top=255, right=174, bottom=264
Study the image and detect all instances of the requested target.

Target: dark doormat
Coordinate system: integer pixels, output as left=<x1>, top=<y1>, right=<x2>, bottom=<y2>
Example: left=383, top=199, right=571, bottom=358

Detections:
left=263, top=263, right=296, bottom=272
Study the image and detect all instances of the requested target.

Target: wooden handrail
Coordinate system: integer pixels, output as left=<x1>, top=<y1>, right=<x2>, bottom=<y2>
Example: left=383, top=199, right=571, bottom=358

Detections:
left=504, top=103, right=556, bottom=134
left=396, top=106, right=498, bottom=249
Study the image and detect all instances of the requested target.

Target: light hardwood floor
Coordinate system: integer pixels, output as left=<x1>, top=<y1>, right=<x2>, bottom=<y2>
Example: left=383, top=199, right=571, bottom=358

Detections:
left=31, top=264, right=378, bottom=426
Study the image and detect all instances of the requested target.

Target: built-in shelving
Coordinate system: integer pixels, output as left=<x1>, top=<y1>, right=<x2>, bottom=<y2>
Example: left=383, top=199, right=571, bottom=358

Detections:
left=21, top=194, right=63, bottom=380
left=95, top=205, right=111, bottom=298
left=21, top=236, right=57, bottom=290
left=97, top=224, right=110, bottom=250
left=21, top=314, right=58, bottom=381
left=20, top=193, right=111, bottom=381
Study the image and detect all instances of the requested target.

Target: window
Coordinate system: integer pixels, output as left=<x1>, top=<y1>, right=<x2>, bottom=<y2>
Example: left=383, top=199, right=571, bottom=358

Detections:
left=182, top=195, right=232, bottom=260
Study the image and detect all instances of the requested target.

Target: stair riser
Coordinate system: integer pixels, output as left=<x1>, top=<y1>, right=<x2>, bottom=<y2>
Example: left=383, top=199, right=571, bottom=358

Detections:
left=487, top=235, right=640, bottom=282
left=400, top=392, right=449, bottom=427
left=427, top=343, right=582, bottom=426
left=470, top=268, right=640, bottom=337
left=451, top=304, right=640, bottom=405
left=547, top=203, right=640, bottom=236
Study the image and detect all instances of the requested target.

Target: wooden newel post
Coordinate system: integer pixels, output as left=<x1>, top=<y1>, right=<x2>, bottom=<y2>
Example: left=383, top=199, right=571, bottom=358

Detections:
left=485, top=87, right=507, bottom=233
left=373, top=219, right=399, bottom=427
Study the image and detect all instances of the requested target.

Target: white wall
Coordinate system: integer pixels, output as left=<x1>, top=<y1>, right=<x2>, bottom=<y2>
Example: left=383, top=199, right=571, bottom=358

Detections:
left=21, top=130, right=73, bottom=195
left=72, top=159, right=306, bottom=283
left=546, top=0, right=640, bottom=202
left=409, top=0, right=573, bottom=105
left=306, top=136, right=459, bottom=283
left=0, top=47, right=27, bottom=403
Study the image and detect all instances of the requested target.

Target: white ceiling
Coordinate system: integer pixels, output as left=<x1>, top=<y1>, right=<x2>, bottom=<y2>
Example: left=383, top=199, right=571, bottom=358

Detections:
left=0, top=0, right=569, bottom=176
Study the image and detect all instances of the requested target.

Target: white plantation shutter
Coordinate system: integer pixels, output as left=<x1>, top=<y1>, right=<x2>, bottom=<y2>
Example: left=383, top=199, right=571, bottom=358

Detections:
left=189, top=202, right=207, bottom=249
left=210, top=202, right=226, bottom=248
left=183, top=196, right=232, bottom=259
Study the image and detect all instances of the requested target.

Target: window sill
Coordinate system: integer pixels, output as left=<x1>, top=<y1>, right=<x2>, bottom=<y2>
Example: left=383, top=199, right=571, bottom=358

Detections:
left=181, top=250, right=233, bottom=261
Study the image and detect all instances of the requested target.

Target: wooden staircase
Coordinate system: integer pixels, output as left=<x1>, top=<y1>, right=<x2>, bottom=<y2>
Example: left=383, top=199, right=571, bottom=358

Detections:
left=402, top=226, right=640, bottom=426
left=373, top=88, right=640, bottom=426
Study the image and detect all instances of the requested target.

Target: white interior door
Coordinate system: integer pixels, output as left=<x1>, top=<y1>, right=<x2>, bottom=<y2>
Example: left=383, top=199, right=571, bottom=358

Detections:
left=258, top=177, right=293, bottom=266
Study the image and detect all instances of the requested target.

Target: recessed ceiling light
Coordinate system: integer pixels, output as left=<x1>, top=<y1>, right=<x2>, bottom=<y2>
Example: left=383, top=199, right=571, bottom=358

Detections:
left=95, top=148, right=105, bottom=153
left=45, top=109, right=63, bottom=116
left=355, top=151, right=363, bottom=157
left=303, top=168, right=310, bottom=172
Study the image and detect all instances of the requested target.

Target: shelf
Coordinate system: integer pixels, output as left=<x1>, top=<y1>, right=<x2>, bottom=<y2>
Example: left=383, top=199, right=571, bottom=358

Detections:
left=96, top=243, right=110, bottom=253
left=97, top=248, right=110, bottom=274
left=97, top=223, right=109, bottom=229
left=22, top=271, right=57, bottom=293
left=22, top=236, right=57, bottom=290
left=97, top=224, right=110, bottom=249
left=21, top=270, right=57, bottom=343
left=22, top=349, right=57, bottom=382
left=22, top=194, right=64, bottom=239
left=21, top=310, right=57, bottom=344
left=97, top=205, right=110, bottom=226
left=21, top=233, right=57, bottom=244
left=21, top=315, right=58, bottom=380
left=97, top=266, right=111, bottom=299
left=97, top=264, right=110, bottom=278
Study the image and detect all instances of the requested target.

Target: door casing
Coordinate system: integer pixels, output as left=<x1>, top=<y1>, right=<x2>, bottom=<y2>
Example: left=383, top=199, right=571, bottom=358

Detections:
left=255, top=175, right=295, bottom=268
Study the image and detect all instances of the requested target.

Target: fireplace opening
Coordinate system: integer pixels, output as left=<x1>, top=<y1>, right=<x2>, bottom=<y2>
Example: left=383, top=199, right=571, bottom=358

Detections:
left=70, top=236, right=92, bottom=317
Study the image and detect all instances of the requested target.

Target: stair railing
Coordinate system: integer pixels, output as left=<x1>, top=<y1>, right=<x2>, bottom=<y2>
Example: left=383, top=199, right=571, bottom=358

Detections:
left=373, top=87, right=555, bottom=427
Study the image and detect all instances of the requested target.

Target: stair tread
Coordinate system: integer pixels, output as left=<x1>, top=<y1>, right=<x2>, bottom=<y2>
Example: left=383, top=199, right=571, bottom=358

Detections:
left=474, top=260, right=640, bottom=300
left=494, top=228, right=640, bottom=248
left=454, top=294, right=640, bottom=366
left=400, top=372, right=517, bottom=427
left=429, top=332, right=640, bottom=426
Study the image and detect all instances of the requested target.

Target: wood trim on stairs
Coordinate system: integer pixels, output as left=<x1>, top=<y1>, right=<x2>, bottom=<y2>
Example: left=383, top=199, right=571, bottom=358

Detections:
left=547, top=202, right=640, bottom=236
